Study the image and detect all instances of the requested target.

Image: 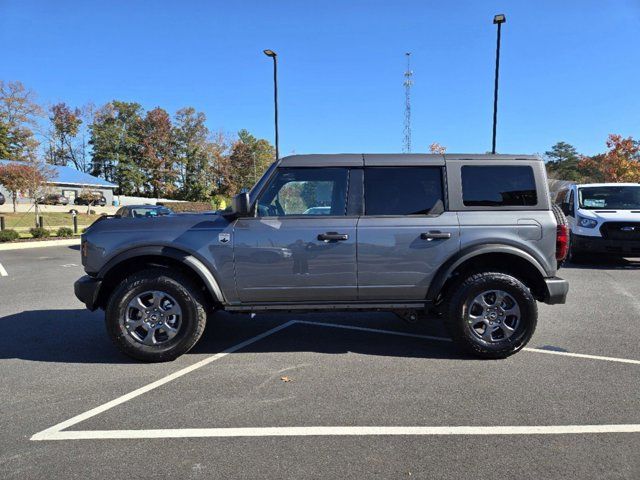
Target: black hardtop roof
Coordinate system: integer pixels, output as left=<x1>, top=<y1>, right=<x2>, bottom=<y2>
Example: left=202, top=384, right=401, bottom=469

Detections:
left=278, top=153, right=539, bottom=167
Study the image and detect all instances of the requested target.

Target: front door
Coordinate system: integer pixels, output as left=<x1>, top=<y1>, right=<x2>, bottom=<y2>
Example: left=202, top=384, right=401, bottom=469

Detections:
left=233, top=167, right=357, bottom=303
left=357, top=165, right=460, bottom=301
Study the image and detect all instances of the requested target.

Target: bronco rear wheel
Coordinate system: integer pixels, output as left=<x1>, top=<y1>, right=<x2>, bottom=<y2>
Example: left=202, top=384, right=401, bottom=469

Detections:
left=105, top=268, right=207, bottom=362
left=445, top=272, right=537, bottom=359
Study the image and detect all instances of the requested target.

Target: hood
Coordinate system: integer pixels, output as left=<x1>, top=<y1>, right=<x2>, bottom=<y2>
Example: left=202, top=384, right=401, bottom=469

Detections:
left=580, top=210, right=640, bottom=222
left=82, top=212, right=233, bottom=274
left=86, top=212, right=229, bottom=235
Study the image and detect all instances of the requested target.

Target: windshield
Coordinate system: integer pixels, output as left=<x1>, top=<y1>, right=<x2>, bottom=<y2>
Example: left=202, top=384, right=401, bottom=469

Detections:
left=249, top=161, right=278, bottom=204
left=578, top=186, right=640, bottom=210
left=130, top=207, right=171, bottom=217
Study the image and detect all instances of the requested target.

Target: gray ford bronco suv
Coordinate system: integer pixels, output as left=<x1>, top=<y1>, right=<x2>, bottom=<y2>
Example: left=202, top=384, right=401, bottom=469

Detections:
left=75, top=153, right=569, bottom=362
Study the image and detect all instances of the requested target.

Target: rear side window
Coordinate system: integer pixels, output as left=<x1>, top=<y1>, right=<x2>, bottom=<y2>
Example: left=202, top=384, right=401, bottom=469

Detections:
left=461, top=166, right=537, bottom=207
left=364, top=167, right=444, bottom=215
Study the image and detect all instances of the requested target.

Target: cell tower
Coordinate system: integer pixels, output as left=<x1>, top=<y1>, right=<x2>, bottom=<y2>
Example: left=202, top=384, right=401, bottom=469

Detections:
left=403, top=52, right=413, bottom=153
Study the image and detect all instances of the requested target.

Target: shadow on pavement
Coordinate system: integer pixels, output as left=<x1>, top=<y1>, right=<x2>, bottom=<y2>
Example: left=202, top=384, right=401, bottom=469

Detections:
left=0, top=309, right=468, bottom=364
left=563, top=255, right=640, bottom=270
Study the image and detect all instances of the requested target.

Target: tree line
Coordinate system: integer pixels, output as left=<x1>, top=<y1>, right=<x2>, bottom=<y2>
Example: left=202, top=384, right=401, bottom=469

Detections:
left=2, top=79, right=639, bottom=205
left=544, top=136, right=640, bottom=183
left=0, top=80, right=274, bottom=202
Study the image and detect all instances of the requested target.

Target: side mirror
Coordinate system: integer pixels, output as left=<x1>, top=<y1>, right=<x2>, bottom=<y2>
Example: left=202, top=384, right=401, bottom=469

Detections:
left=232, top=192, right=251, bottom=217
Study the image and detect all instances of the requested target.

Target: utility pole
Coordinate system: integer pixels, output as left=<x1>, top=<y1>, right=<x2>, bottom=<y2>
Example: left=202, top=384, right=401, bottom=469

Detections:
left=263, top=49, right=279, bottom=160
left=403, top=52, right=413, bottom=153
left=491, top=14, right=506, bottom=154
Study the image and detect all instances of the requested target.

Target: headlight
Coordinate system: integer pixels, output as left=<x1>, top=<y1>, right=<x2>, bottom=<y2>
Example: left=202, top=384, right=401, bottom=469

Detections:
left=578, top=216, right=598, bottom=228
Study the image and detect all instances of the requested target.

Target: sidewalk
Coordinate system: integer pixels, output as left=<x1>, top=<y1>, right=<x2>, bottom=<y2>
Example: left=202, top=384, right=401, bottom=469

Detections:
left=0, top=238, right=81, bottom=251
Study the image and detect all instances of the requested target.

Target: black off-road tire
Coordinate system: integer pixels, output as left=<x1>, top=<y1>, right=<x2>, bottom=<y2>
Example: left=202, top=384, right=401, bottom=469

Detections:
left=445, top=272, right=538, bottom=359
left=105, top=268, right=207, bottom=362
left=566, top=232, right=588, bottom=264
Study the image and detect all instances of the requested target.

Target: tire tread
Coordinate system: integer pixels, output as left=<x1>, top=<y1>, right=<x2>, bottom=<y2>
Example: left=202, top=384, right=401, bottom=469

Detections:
left=444, top=271, right=537, bottom=359
left=105, top=268, right=207, bottom=362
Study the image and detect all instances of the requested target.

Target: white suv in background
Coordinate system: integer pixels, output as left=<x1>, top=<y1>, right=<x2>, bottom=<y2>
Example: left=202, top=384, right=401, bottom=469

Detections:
left=555, top=183, right=640, bottom=259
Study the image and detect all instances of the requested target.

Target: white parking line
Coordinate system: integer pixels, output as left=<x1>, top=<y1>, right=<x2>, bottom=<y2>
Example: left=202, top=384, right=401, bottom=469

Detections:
left=298, top=320, right=640, bottom=365
left=35, top=424, right=640, bottom=441
left=31, top=320, right=297, bottom=441
left=294, top=320, right=453, bottom=343
left=523, top=347, right=640, bottom=365
left=0, top=262, right=8, bottom=277
left=31, top=319, right=640, bottom=442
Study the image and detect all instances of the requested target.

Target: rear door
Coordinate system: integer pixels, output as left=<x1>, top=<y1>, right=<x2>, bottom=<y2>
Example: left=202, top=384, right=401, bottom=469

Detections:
left=356, top=157, right=460, bottom=301
left=233, top=166, right=358, bottom=303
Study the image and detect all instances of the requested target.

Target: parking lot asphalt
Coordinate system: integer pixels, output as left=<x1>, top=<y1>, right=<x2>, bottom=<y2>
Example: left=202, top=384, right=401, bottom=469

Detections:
left=0, top=245, right=639, bottom=479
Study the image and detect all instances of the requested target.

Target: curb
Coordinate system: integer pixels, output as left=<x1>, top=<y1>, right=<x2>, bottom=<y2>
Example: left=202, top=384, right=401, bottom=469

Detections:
left=0, top=238, right=81, bottom=251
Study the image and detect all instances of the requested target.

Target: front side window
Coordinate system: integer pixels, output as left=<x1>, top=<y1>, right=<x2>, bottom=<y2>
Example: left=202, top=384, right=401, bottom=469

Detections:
left=256, top=168, right=348, bottom=217
left=578, top=186, right=640, bottom=210
left=462, top=166, right=537, bottom=207
left=364, top=167, right=444, bottom=215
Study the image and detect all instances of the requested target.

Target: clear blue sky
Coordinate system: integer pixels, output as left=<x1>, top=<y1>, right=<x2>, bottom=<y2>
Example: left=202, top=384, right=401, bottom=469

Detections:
left=1, top=0, right=639, bottom=157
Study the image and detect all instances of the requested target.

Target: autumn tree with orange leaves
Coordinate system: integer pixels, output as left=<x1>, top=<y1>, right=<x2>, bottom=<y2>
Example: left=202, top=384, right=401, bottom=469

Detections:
left=579, top=134, right=640, bottom=183
left=429, top=142, right=447, bottom=154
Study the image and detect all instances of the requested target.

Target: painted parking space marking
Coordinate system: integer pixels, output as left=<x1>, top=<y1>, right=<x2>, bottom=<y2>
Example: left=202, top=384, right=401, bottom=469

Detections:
left=31, top=320, right=297, bottom=441
left=294, top=320, right=453, bottom=343
left=31, top=320, right=640, bottom=442
left=35, top=424, right=640, bottom=441
left=0, top=262, right=8, bottom=277
left=297, top=320, right=640, bottom=365
left=523, top=346, right=640, bottom=365
left=296, top=320, right=640, bottom=365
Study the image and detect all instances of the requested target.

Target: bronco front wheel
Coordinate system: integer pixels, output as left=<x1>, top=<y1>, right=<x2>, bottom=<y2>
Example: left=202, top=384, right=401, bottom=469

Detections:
left=105, top=268, right=207, bottom=362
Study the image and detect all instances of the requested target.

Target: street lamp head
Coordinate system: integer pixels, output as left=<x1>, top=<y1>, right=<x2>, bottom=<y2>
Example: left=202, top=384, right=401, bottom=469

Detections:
left=263, top=49, right=277, bottom=57
left=493, top=14, right=506, bottom=24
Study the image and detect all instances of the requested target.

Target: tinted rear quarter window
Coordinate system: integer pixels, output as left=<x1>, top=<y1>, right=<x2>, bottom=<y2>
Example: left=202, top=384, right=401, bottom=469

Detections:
left=461, top=166, right=537, bottom=207
left=365, top=167, right=443, bottom=215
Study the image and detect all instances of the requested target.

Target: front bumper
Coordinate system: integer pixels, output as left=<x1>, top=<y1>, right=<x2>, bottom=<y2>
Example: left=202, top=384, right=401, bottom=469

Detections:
left=74, top=275, right=102, bottom=311
left=572, top=234, right=640, bottom=256
left=542, top=277, right=569, bottom=305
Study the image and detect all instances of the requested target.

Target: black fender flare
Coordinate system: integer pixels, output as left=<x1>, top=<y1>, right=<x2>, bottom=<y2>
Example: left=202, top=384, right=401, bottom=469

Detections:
left=426, top=244, right=549, bottom=301
left=97, top=245, right=226, bottom=304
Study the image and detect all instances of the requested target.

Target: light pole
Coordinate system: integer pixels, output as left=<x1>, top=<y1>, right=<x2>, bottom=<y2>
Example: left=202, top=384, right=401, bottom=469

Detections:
left=491, top=14, right=506, bottom=155
left=263, top=49, right=279, bottom=160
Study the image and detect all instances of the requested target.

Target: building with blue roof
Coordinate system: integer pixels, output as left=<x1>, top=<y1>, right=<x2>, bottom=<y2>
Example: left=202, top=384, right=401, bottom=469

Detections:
left=0, top=160, right=117, bottom=206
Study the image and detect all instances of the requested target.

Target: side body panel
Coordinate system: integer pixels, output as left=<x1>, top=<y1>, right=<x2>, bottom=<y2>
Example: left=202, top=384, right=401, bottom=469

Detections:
left=356, top=214, right=460, bottom=300
left=233, top=217, right=358, bottom=303
left=84, top=214, right=238, bottom=303
left=455, top=211, right=557, bottom=276
left=446, top=158, right=557, bottom=276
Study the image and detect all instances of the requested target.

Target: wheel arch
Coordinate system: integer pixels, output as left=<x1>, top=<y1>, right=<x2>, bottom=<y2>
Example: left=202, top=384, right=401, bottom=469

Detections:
left=427, top=244, right=549, bottom=303
left=95, top=246, right=225, bottom=310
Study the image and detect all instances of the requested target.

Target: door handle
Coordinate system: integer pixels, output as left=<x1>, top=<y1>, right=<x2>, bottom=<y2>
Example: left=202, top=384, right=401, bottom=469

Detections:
left=420, top=231, right=452, bottom=241
left=318, top=232, right=349, bottom=242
